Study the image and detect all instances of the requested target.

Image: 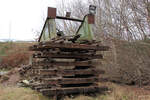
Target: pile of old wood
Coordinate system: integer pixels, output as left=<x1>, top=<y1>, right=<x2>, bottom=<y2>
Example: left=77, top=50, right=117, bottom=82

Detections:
left=21, top=40, right=109, bottom=97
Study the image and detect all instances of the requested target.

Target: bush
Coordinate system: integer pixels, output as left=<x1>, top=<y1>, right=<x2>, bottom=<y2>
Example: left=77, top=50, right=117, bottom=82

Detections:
left=102, top=39, right=150, bottom=86
left=0, top=42, right=33, bottom=69
left=1, top=51, right=31, bottom=69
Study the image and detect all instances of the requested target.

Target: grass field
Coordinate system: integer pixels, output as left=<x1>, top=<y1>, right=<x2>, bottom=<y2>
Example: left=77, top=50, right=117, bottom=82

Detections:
left=1, top=82, right=150, bottom=100
left=0, top=42, right=34, bottom=69
left=0, top=86, right=50, bottom=100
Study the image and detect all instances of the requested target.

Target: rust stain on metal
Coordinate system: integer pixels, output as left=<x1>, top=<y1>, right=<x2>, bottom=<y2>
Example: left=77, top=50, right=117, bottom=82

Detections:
left=88, top=14, right=95, bottom=24
left=47, top=7, right=56, bottom=18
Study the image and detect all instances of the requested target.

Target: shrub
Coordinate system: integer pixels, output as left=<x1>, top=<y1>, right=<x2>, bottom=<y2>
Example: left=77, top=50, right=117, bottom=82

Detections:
left=1, top=51, right=31, bottom=69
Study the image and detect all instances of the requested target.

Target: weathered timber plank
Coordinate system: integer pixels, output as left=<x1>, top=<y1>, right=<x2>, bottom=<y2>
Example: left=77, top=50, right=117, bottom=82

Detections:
left=40, top=86, right=99, bottom=96
left=29, top=42, right=109, bottom=51
left=33, top=61, right=97, bottom=66
left=43, top=77, right=99, bottom=84
left=38, top=68, right=105, bottom=76
left=33, top=53, right=103, bottom=59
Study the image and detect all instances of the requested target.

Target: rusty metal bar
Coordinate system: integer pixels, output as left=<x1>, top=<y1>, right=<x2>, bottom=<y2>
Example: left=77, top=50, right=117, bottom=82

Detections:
left=47, top=7, right=57, bottom=18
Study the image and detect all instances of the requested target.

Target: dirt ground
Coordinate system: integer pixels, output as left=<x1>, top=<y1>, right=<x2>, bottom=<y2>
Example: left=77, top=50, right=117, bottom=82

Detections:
left=0, top=68, right=21, bottom=86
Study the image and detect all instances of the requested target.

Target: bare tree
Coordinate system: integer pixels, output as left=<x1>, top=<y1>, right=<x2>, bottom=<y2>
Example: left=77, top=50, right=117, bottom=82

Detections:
left=56, top=0, right=150, bottom=86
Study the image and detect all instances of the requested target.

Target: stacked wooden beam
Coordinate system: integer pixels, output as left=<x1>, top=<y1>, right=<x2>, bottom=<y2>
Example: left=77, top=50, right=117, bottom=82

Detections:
left=29, top=41, right=109, bottom=97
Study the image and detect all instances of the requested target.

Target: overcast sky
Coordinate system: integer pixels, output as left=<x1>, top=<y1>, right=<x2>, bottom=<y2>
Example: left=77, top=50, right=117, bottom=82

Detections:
left=0, top=0, right=57, bottom=41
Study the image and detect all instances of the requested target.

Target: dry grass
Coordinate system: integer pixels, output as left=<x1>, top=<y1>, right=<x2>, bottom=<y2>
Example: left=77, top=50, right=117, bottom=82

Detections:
left=0, top=86, right=50, bottom=100
left=98, top=82, right=150, bottom=100
left=0, top=83, right=150, bottom=100
left=102, top=39, right=150, bottom=85
left=0, top=42, right=34, bottom=69
left=64, top=82, right=150, bottom=100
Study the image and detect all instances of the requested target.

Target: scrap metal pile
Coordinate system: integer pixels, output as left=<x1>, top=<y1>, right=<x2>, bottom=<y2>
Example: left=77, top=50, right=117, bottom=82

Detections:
left=23, top=6, right=109, bottom=97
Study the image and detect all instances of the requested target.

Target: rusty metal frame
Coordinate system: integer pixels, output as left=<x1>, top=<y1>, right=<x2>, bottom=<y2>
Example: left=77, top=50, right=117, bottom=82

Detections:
left=38, top=17, right=83, bottom=42
left=38, top=7, right=94, bottom=42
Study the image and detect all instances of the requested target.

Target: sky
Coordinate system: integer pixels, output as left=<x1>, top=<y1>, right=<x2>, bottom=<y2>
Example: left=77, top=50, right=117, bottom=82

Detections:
left=0, top=0, right=57, bottom=41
